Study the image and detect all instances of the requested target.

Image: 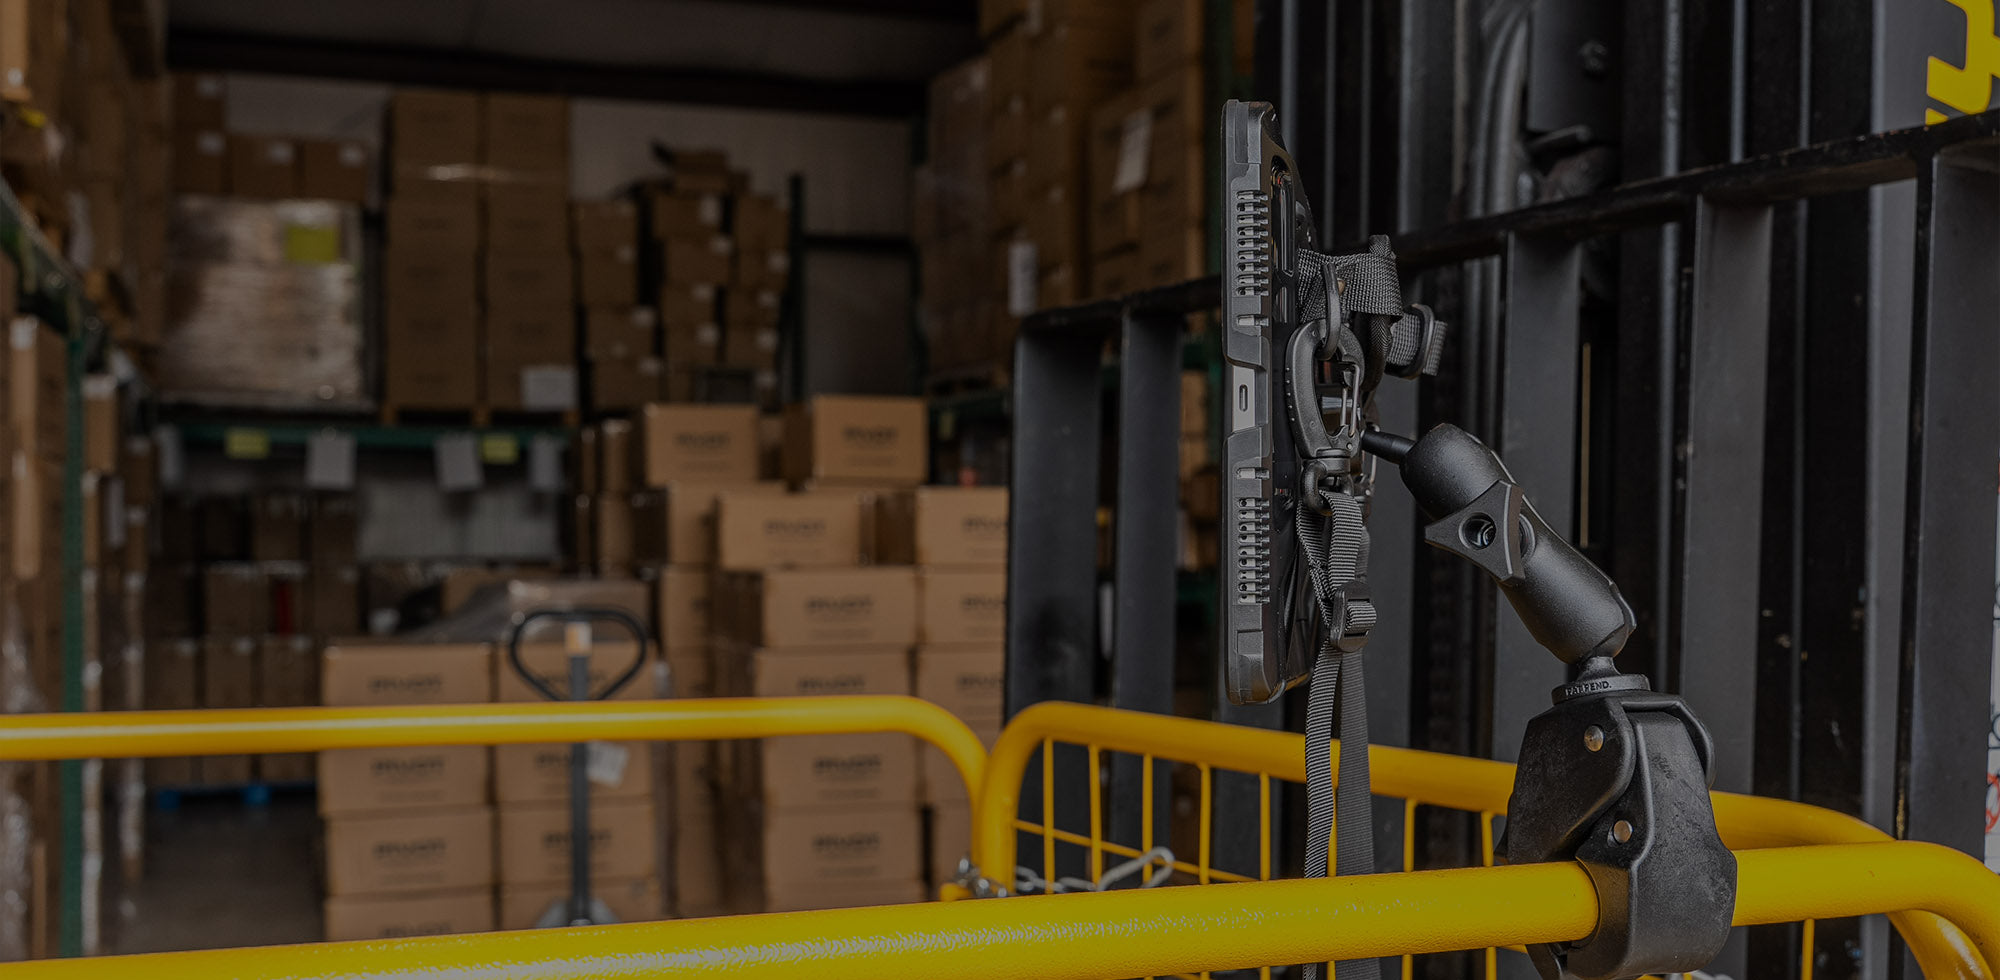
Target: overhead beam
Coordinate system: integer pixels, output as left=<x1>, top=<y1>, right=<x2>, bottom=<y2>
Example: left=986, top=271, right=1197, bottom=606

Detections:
left=695, top=0, right=976, bottom=21
left=165, top=27, right=923, bottom=118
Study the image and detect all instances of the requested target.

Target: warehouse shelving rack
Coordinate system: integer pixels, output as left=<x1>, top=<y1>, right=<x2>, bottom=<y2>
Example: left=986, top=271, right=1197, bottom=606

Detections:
left=0, top=173, right=111, bottom=959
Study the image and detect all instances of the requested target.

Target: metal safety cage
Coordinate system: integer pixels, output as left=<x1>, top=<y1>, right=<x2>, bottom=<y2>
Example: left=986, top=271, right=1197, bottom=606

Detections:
left=956, top=701, right=1992, bottom=980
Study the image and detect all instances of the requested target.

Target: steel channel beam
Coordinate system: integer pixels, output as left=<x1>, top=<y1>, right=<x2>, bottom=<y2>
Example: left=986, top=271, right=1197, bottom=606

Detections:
left=1109, top=308, right=1183, bottom=861
left=1006, top=322, right=1106, bottom=880
left=1490, top=234, right=1584, bottom=763
left=1895, top=147, right=2000, bottom=859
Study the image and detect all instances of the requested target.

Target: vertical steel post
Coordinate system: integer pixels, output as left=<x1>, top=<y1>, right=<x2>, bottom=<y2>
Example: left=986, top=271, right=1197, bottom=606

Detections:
left=1895, top=148, right=2000, bottom=858
left=1109, top=307, right=1182, bottom=858
left=1490, top=234, right=1583, bottom=762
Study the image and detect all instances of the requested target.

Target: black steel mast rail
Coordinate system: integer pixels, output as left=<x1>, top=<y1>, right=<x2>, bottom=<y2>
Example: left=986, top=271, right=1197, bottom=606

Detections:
left=1016, top=108, right=2000, bottom=331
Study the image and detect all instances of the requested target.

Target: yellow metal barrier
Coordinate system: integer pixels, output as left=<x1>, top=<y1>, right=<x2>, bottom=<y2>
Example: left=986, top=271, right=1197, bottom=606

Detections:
left=0, top=841, right=1993, bottom=979
left=0, top=697, right=987, bottom=799
left=970, top=702, right=1994, bottom=980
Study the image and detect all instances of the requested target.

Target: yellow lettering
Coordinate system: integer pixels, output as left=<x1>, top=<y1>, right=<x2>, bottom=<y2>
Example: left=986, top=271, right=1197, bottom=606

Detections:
left=1928, top=0, right=2000, bottom=117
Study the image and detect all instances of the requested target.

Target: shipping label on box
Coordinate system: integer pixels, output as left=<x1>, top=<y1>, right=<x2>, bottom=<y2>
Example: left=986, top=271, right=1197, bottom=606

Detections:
left=499, top=877, right=661, bottom=930
left=323, top=888, right=494, bottom=942
left=495, top=641, right=657, bottom=702
left=324, top=806, right=495, bottom=896
left=918, top=568, right=1007, bottom=645
left=875, top=486, right=1009, bottom=566
left=496, top=797, right=658, bottom=885
left=635, top=403, right=760, bottom=485
left=493, top=741, right=653, bottom=803
left=726, top=568, right=917, bottom=648
left=317, top=745, right=491, bottom=816
left=783, top=396, right=928, bottom=485
left=655, top=567, right=711, bottom=652
left=713, top=490, right=867, bottom=571
left=320, top=642, right=494, bottom=706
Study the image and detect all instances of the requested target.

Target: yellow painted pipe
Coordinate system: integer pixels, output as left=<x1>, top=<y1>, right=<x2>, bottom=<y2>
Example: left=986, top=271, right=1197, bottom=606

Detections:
left=0, top=697, right=987, bottom=814
left=972, top=702, right=1989, bottom=979
left=3, top=843, right=1993, bottom=980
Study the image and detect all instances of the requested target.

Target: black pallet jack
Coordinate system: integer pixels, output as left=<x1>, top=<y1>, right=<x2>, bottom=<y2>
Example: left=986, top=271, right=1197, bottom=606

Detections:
left=504, top=607, right=652, bottom=928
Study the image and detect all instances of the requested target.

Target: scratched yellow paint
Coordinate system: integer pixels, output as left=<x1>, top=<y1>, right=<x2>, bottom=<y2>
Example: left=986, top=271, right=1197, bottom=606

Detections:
left=1928, top=0, right=2000, bottom=121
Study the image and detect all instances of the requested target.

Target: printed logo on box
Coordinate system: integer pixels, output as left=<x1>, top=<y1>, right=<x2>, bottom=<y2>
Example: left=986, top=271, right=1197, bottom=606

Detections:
left=840, top=425, right=900, bottom=448
left=794, top=673, right=868, bottom=695
left=811, top=831, right=882, bottom=857
left=373, top=838, right=447, bottom=864
left=811, top=753, right=884, bottom=780
left=763, top=518, right=827, bottom=537
left=368, top=674, right=444, bottom=697
left=803, top=595, right=872, bottom=618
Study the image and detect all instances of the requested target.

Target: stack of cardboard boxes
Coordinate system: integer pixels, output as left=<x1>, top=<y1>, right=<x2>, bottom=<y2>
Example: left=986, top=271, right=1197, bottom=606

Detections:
left=171, top=73, right=372, bottom=205
left=643, top=150, right=790, bottom=406
left=876, top=486, right=1010, bottom=885
left=142, top=492, right=361, bottom=788
left=382, top=90, right=576, bottom=417
left=1086, top=0, right=1210, bottom=296
left=911, top=57, right=1002, bottom=376
left=318, top=641, right=498, bottom=940
left=574, top=201, right=657, bottom=413
left=711, top=395, right=933, bottom=912
left=1177, top=370, right=1218, bottom=570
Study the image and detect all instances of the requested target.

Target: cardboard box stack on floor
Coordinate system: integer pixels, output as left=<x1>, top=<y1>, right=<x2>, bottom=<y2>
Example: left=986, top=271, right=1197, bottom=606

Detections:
left=383, top=90, right=575, bottom=417
left=319, top=641, right=497, bottom=941
left=875, top=485, right=1010, bottom=887
left=700, top=395, right=932, bottom=913
left=142, top=491, right=360, bottom=788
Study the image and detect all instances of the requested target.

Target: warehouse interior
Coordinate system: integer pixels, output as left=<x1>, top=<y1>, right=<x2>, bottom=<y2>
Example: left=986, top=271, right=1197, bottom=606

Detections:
left=0, top=1, right=1995, bottom=979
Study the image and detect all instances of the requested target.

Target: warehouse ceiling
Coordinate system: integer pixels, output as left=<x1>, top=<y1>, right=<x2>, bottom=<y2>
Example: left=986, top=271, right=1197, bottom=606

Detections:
left=166, top=0, right=978, bottom=116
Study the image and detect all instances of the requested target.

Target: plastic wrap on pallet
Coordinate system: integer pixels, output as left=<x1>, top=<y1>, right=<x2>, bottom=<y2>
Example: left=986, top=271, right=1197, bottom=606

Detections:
left=156, top=197, right=366, bottom=410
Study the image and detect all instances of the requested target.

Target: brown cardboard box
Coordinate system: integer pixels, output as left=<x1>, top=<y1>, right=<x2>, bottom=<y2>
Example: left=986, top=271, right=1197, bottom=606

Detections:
left=917, top=568, right=1007, bottom=645
left=577, top=246, right=638, bottom=306
left=173, top=72, right=227, bottom=128
left=484, top=249, right=575, bottom=310
left=387, top=197, right=479, bottom=253
left=144, top=638, right=199, bottom=785
left=721, top=324, right=778, bottom=371
left=715, top=567, right=917, bottom=648
left=626, top=482, right=786, bottom=565
left=921, top=717, right=1001, bottom=807
left=597, top=419, right=634, bottom=493
left=662, top=236, right=734, bottom=285
left=383, top=312, right=479, bottom=410
left=783, top=396, right=928, bottom=486
left=1134, top=0, right=1201, bottom=81
left=723, top=286, right=781, bottom=329
left=669, top=811, right=724, bottom=916
left=589, top=357, right=662, bottom=413
left=252, top=493, right=307, bottom=561
left=913, top=646, right=1004, bottom=721
left=713, top=490, right=869, bottom=571
left=662, top=322, right=721, bottom=369
left=497, top=798, right=657, bottom=885
left=499, top=877, right=662, bottom=930
left=324, top=888, right=494, bottom=942
left=650, top=190, right=725, bottom=237
left=481, top=93, right=569, bottom=177
left=200, top=636, right=257, bottom=781
left=202, top=565, right=269, bottom=637
left=308, top=564, right=362, bottom=635
left=320, top=642, right=495, bottom=706
left=730, top=246, right=789, bottom=290
left=325, top=806, right=495, bottom=896
left=484, top=186, right=570, bottom=251
left=173, top=127, right=228, bottom=194
left=658, top=283, right=718, bottom=328
left=227, top=134, right=298, bottom=198
left=318, top=746, right=491, bottom=816
left=258, top=635, right=318, bottom=707
left=733, top=194, right=789, bottom=251
left=299, top=139, right=371, bottom=203
left=583, top=307, right=656, bottom=365
left=574, top=199, right=638, bottom=253
left=81, top=375, right=115, bottom=474
left=495, top=641, right=657, bottom=703
left=750, top=805, right=923, bottom=891
left=633, top=404, right=760, bottom=485
left=12, top=319, right=66, bottom=464
left=654, top=567, right=710, bottom=651
left=391, top=89, right=481, bottom=169
left=385, top=247, right=478, bottom=307
left=593, top=492, right=634, bottom=572
left=493, top=741, right=654, bottom=803
left=928, top=803, right=971, bottom=887
left=874, top=486, right=1009, bottom=566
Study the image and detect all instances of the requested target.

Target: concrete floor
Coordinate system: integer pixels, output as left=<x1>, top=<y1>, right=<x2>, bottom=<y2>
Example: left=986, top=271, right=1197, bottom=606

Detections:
left=109, top=795, right=322, bottom=954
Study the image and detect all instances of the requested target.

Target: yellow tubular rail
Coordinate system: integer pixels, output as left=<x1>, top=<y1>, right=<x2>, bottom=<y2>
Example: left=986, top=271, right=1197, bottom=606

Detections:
left=2, top=843, right=1994, bottom=980
left=0, top=696, right=987, bottom=805
left=973, top=702, right=1993, bottom=980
